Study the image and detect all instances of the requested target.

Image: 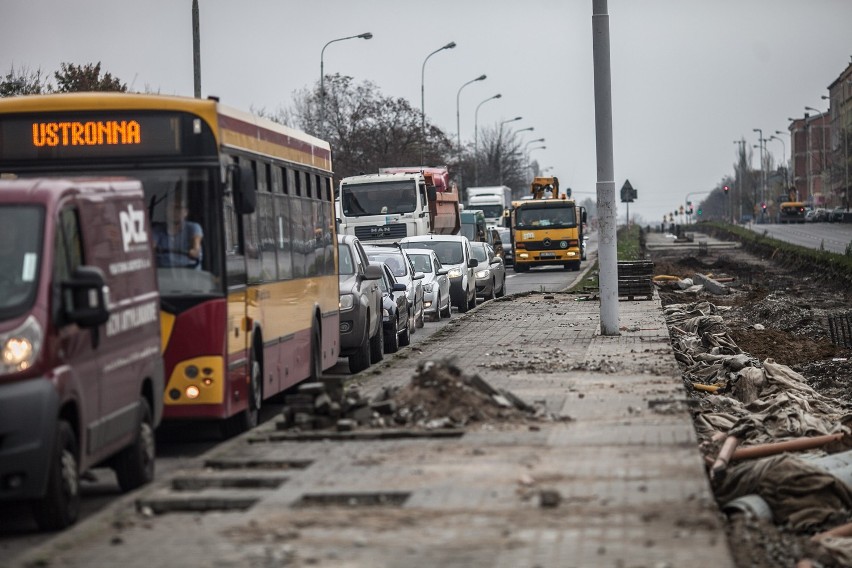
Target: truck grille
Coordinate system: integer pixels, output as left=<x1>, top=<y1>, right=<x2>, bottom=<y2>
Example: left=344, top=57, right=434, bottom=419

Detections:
left=354, top=224, right=408, bottom=241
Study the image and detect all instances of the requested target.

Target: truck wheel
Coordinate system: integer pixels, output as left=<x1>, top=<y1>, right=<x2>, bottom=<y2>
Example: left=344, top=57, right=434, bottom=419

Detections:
left=514, top=264, right=529, bottom=273
left=113, top=398, right=156, bottom=492
left=349, top=323, right=371, bottom=373
left=32, top=420, right=80, bottom=531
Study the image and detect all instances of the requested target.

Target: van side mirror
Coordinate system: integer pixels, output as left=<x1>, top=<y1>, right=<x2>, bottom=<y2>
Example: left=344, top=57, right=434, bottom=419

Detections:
left=62, top=266, right=110, bottom=328
left=231, top=163, right=257, bottom=214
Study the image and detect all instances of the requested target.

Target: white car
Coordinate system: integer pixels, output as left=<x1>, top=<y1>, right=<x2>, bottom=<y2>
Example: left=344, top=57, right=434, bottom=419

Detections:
left=400, top=234, right=478, bottom=313
left=404, top=247, right=451, bottom=320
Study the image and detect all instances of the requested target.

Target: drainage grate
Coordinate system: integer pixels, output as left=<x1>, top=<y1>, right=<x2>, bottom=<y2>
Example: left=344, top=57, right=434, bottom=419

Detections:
left=250, top=428, right=465, bottom=443
left=137, top=495, right=259, bottom=514
left=204, top=458, right=313, bottom=470
left=171, top=476, right=287, bottom=491
left=828, top=313, right=852, bottom=349
left=294, top=492, right=411, bottom=508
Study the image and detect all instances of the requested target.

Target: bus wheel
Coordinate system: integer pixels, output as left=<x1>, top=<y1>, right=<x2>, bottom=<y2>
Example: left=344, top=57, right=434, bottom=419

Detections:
left=309, top=320, right=322, bottom=382
left=222, top=351, right=261, bottom=437
left=32, top=420, right=80, bottom=531
left=113, top=398, right=155, bottom=492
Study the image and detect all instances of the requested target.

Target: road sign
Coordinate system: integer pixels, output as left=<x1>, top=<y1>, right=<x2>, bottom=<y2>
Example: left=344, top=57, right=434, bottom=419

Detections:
left=620, top=179, right=637, bottom=203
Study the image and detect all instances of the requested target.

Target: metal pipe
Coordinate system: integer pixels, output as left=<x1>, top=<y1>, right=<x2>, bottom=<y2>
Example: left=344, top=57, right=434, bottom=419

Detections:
left=730, top=433, right=845, bottom=462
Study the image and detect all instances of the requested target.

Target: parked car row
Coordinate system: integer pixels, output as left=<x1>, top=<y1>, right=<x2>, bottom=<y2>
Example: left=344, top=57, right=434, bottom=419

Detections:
left=337, top=232, right=508, bottom=374
left=806, top=207, right=847, bottom=223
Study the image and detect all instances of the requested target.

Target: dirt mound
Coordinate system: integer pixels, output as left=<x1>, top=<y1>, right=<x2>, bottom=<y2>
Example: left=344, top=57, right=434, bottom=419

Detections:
left=381, top=359, right=537, bottom=428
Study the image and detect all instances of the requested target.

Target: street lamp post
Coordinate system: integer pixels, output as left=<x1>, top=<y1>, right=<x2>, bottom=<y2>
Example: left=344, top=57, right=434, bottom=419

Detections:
left=455, top=74, right=486, bottom=199
left=753, top=128, right=766, bottom=218
left=495, top=117, right=522, bottom=185
left=473, top=93, right=502, bottom=185
left=320, top=32, right=372, bottom=139
left=769, top=134, right=787, bottom=196
left=523, top=138, right=545, bottom=153
left=420, top=41, right=456, bottom=165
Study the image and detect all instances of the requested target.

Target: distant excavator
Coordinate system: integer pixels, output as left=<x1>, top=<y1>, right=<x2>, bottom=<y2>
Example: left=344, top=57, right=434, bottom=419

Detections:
left=530, top=176, right=560, bottom=199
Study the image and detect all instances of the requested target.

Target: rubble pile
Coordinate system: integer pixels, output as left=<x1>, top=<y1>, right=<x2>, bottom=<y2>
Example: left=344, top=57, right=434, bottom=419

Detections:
left=278, top=359, right=540, bottom=432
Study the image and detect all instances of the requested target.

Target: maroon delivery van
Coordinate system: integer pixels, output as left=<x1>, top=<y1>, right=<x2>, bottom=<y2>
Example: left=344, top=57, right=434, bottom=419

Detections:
left=0, top=178, right=164, bottom=530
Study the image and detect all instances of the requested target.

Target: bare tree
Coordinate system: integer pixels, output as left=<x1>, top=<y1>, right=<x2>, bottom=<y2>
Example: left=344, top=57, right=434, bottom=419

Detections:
left=54, top=62, right=126, bottom=92
left=0, top=65, right=51, bottom=97
left=474, top=125, right=528, bottom=191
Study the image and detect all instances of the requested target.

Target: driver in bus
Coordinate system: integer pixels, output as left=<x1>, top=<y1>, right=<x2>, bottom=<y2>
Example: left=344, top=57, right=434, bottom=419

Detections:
left=153, top=197, right=203, bottom=268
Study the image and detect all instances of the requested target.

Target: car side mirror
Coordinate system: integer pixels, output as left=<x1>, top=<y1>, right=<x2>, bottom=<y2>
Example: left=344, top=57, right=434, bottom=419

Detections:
left=363, top=264, right=383, bottom=280
left=437, top=268, right=449, bottom=276
left=392, top=282, right=407, bottom=292
left=414, top=271, right=425, bottom=280
left=62, top=266, right=110, bottom=328
left=468, top=258, right=479, bottom=268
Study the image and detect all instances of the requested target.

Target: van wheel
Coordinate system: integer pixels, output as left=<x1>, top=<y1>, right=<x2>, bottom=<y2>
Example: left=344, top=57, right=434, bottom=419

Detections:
left=222, top=352, right=261, bottom=437
left=441, top=298, right=452, bottom=319
left=467, top=288, right=477, bottom=310
left=349, top=323, right=371, bottom=373
left=113, top=399, right=155, bottom=492
left=370, top=324, right=384, bottom=363
left=434, top=295, right=442, bottom=321
left=32, top=420, right=80, bottom=531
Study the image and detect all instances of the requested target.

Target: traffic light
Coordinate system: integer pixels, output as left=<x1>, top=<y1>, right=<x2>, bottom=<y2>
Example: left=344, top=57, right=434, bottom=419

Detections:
left=697, top=208, right=703, bottom=216
left=723, top=185, right=730, bottom=194
left=761, top=202, right=767, bottom=211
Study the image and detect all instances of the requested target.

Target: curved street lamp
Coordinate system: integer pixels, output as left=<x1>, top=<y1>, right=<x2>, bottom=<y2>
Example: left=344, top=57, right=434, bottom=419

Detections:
left=474, top=93, right=502, bottom=185
left=455, top=74, right=486, bottom=194
left=421, top=41, right=456, bottom=164
left=320, top=32, right=372, bottom=138
left=524, top=137, right=545, bottom=152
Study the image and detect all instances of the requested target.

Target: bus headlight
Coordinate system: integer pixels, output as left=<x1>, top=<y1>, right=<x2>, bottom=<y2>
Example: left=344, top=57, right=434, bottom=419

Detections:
left=339, top=294, right=355, bottom=311
left=1, top=315, right=43, bottom=373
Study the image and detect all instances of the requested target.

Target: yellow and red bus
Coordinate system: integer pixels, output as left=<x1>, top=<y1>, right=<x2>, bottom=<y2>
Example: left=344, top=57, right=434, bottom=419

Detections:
left=0, top=93, right=339, bottom=434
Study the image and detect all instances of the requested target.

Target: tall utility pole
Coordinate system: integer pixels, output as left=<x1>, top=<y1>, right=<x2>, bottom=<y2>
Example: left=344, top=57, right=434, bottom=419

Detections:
left=192, top=0, right=201, bottom=98
left=592, top=0, right=619, bottom=336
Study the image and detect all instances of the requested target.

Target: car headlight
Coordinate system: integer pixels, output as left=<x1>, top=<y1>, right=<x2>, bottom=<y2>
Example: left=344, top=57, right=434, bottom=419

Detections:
left=339, top=294, right=355, bottom=311
left=447, top=267, right=463, bottom=278
left=1, top=315, right=43, bottom=373
left=475, top=268, right=491, bottom=279
left=423, top=283, right=434, bottom=293
left=382, top=308, right=390, bottom=320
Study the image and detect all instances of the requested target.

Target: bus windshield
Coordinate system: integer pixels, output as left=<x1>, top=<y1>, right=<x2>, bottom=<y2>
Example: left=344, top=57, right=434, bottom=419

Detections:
left=0, top=205, right=43, bottom=320
left=341, top=180, right=417, bottom=216
left=515, top=205, right=576, bottom=228
left=11, top=168, right=222, bottom=296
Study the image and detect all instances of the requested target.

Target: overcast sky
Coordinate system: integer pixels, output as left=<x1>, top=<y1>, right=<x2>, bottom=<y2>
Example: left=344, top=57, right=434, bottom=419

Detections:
left=2, top=0, right=851, bottom=223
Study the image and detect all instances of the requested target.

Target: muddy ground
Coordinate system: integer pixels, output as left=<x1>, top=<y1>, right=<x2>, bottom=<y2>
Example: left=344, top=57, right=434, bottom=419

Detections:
left=648, top=238, right=852, bottom=568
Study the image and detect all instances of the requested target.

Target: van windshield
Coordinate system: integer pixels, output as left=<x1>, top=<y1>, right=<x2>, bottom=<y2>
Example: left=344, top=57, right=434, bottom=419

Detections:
left=0, top=205, right=43, bottom=320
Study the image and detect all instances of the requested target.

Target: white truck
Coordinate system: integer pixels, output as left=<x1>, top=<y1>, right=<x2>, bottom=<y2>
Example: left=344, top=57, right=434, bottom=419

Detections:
left=465, top=185, right=513, bottom=228
left=336, top=167, right=460, bottom=244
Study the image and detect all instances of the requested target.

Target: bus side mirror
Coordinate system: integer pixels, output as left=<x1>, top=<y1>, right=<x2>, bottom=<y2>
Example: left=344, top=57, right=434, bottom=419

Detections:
left=231, top=163, right=257, bottom=214
left=63, top=266, right=110, bottom=328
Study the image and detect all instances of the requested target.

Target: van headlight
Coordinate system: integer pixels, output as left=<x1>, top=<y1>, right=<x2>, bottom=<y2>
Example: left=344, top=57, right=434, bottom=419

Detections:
left=339, top=294, right=355, bottom=311
left=423, top=283, right=434, bottom=293
left=1, top=315, right=43, bottom=373
left=447, top=267, right=463, bottom=278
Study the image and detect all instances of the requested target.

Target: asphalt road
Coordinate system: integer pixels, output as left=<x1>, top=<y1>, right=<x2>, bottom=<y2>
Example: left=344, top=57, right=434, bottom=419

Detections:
left=740, top=221, right=852, bottom=254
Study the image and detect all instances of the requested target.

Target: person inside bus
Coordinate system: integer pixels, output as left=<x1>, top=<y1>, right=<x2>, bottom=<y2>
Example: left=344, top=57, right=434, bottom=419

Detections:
left=153, top=197, right=203, bottom=268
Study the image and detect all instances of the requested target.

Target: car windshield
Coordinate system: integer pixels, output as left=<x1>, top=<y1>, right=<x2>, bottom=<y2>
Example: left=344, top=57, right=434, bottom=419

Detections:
left=0, top=205, right=43, bottom=320
left=407, top=253, right=433, bottom=274
left=470, top=244, right=489, bottom=263
left=403, top=241, right=464, bottom=265
left=340, top=180, right=417, bottom=216
left=366, top=251, right=407, bottom=277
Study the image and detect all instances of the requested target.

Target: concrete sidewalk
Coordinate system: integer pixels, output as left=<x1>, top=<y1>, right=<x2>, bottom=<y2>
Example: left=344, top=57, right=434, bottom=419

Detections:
left=13, top=293, right=735, bottom=568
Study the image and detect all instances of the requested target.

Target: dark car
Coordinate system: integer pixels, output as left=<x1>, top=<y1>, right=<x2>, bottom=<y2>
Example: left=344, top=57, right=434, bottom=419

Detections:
left=495, top=227, right=513, bottom=265
left=470, top=241, right=507, bottom=300
left=337, top=234, right=384, bottom=373
left=363, top=244, right=425, bottom=332
left=377, top=262, right=411, bottom=353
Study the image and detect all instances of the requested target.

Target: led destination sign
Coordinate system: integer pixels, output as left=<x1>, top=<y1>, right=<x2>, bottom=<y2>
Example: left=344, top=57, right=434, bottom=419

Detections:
left=32, top=120, right=141, bottom=148
left=0, top=111, right=216, bottom=162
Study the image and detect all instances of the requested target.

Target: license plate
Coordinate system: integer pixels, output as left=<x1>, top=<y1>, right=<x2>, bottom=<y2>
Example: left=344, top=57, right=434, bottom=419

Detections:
left=540, top=252, right=556, bottom=258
